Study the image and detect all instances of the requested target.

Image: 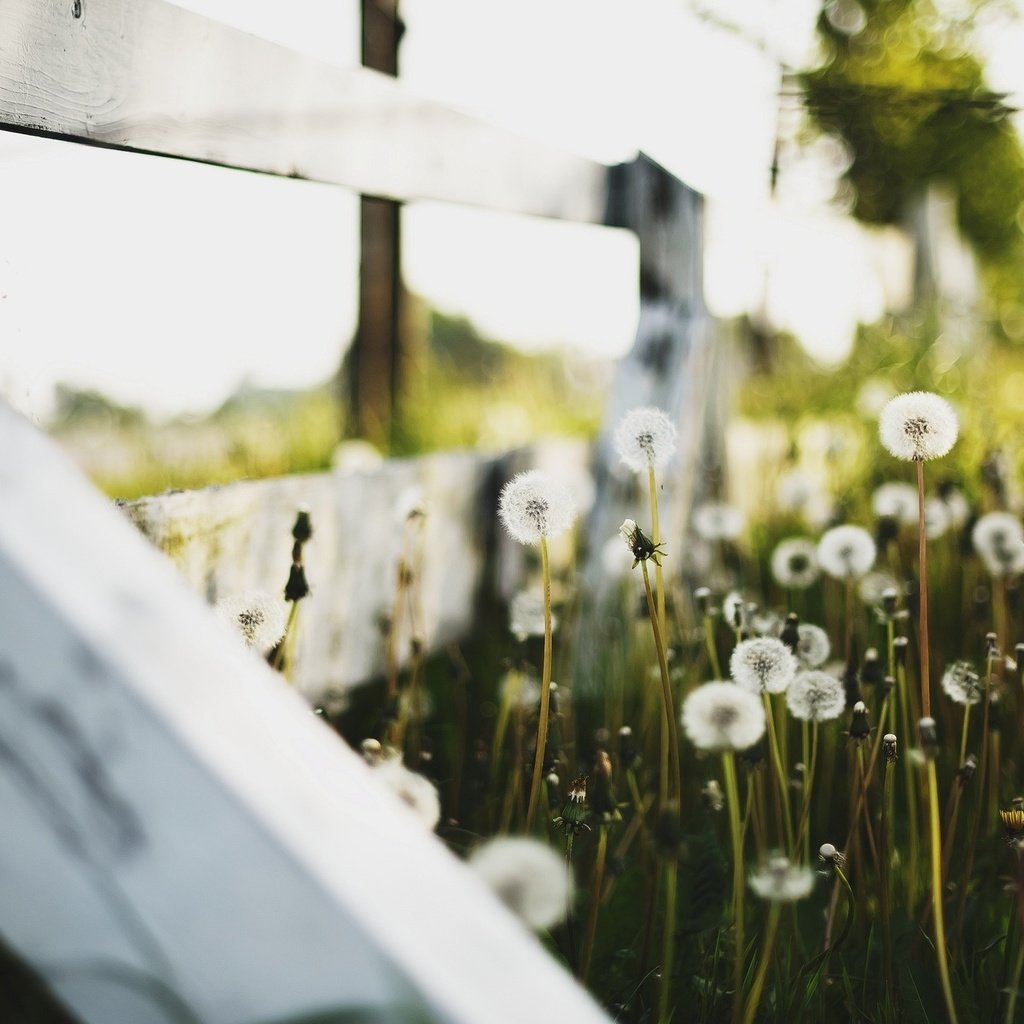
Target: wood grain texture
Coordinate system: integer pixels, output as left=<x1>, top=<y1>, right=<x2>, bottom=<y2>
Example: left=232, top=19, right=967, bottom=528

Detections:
left=0, top=401, right=612, bottom=1024
left=0, top=0, right=607, bottom=221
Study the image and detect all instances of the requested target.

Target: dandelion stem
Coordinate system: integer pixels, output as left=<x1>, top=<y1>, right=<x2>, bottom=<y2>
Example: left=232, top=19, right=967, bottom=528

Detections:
left=742, top=904, right=780, bottom=1024
left=957, top=703, right=972, bottom=777
left=272, top=600, right=301, bottom=680
left=796, top=721, right=819, bottom=865
left=762, top=692, right=795, bottom=855
left=658, top=859, right=678, bottom=1024
left=917, top=458, right=932, bottom=718
left=881, top=753, right=896, bottom=1004
left=722, top=751, right=745, bottom=1024
left=704, top=613, right=723, bottom=679
left=580, top=826, right=609, bottom=983
left=927, top=759, right=960, bottom=1024
left=642, top=559, right=681, bottom=804
left=649, top=466, right=667, bottom=640
left=524, top=537, right=553, bottom=833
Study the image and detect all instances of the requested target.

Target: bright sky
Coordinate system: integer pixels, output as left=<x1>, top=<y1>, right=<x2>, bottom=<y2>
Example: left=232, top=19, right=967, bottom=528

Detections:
left=0, top=0, right=1021, bottom=421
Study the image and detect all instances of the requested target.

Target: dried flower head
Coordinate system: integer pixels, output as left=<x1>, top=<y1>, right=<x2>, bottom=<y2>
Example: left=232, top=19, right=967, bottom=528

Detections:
left=770, top=537, right=820, bottom=590
left=817, top=525, right=876, bottom=580
left=468, top=837, right=573, bottom=931
left=786, top=670, right=846, bottom=723
left=215, top=591, right=288, bottom=653
left=749, top=855, right=816, bottom=902
left=614, top=406, right=677, bottom=472
left=692, top=502, right=745, bottom=542
left=372, top=756, right=441, bottom=831
left=941, top=661, right=983, bottom=706
left=619, top=518, right=665, bottom=566
left=796, top=624, right=831, bottom=668
left=972, top=512, right=1024, bottom=577
left=498, top=471, right=576, bottom=546
left=730, top=637, right=798, bottom=695
left=872, top=482, right=918, bottom=525
left=681, top=681, right=766, bottom=751
left=879, top=391, right=959, bottom=461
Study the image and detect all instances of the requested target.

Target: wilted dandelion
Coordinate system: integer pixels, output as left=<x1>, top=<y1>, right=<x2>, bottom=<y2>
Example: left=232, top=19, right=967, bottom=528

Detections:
left=613, top=406, right=677, bottom=472
left=972, top=511, right=1024, bottom=576
left=872, top=482, right=918, bottom=525
left=692, top=502, right=745, bottom=542
left=796, top=624, right=831, bottom=668
left=215, top=591, right=288, bottom=653
left=497, top=471, right=576, bottom=546
left=879, top=391, right=959, bottom=462
left=372, top=756, right=441, bottom=831
left=681, top=681, right=766, bottom=751
left=749, top=855, right=816, bottom=901
left=817, top=525, right=876, bottom=579
left=730, top=637, right=798, bottom=695
left=468, top=837, right=573, bottom=931
left=786, top=670, right=846, bottom=722
left=941, top=661, right=983, bottom=706
left=770, top=537, right=820, bottom=589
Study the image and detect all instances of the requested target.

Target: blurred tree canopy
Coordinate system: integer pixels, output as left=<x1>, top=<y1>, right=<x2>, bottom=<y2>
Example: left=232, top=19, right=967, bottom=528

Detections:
left=801, top=0, right=1024, bottom=326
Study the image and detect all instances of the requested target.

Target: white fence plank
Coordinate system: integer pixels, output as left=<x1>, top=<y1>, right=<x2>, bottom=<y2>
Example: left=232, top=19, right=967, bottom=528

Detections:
left=0, top=402, right=611, bottom=1024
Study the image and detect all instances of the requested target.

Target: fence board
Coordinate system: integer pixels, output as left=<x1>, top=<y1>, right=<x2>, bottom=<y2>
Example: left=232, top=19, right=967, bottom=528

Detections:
left=0, top=399, right=612, bottom=1024
left=0, top=0, right=606, bottom=221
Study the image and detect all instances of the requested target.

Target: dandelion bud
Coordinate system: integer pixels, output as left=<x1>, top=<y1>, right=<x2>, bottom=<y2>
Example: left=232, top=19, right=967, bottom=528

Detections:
left=292, top=506, right=314, bottom=543
left=284, top=563, right=310, bottom=602
left=780, top=612, right=800, bottom=652
left=861, top=648, right=882, bottom=687
left=545, top=771, right=560, bottom=789
left=882, top=675, right=896, bottom=695
left=883, top=733, right=898, bottom=763
left=1000, top=807, right=1024, bottom=845
left=553, top=776, right=590, bottom=838
left=818, top=843, right=845, bottom=873
left=918, top=717, right=939, bottom=759
left=361, top=737, right=383, bottom=765
left=892, top=635, right=909, bottom=667
left=1016, top=644, right=1024, bottom=674
left=849, top=701, right=870, bottom=742
left=619, top=518, right=664, bottom=566
left=956, top=754, right=978, bottom=786
left=882, top=588, right=898, bottom=615
left=986, top=632, right=1000, bottom=659
left=694, top=586, right=712, bottom=614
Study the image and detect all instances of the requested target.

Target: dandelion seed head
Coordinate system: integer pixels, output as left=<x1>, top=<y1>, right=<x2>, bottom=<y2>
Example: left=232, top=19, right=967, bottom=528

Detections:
left=692, top=502, right=745, bottom=542
left=372, top=756, right=441, bottom=831
left=972, top=511, right=1024, bottom=577
left=796, top=624, right=831, bottom=667
left=614, top=406, right=677, bottom=472
left=722, top=591, right=747, bottom=630
left=749, top=856, right=816, bottom=902
left=498, top=471, right=576, bottom=546
left=730, top=637, right=798, bottom=695
left=871, top=482, right=918, bottom=525
left=879, top=391, right=959, bottom=461
left=817, top=525, right=876, bottom=579
left=468, top=837, right=573, bottom=931
left=770, top=537, right=820, bottom=590
left=681, top=681, right=766, bottom=752
left=941, top=661, right=983, bottom=706
left=786, top=670, right=846, bottom=722
left=858, top=570, right=900, bottom=607
left=215, top=591, right=288, bottom=653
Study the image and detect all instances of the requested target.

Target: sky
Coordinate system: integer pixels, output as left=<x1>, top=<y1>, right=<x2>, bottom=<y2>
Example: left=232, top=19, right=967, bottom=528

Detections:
left=1, top=0, right=1021, bottom=421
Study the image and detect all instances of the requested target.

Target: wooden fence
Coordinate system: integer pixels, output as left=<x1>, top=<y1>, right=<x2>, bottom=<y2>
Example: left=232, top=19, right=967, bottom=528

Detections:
left=0, top=2, right=719, bottom=1021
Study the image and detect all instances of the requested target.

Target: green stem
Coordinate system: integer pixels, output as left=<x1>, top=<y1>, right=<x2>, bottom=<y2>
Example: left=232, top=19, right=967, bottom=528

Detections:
left=704, top=614, right=723, bottom=679
left=762, top=692, right=795, bottom=855
left=649, top=466, right=667, bottom=641
left=642, top=559, right=681, bottom=805
left=723, top=752, right=745, bottom=1024
left=927, top=760, right=960, bottom=1024
left=658, top=859, right=678, bottom=1024
left=743, top=905, right=781, bottom=1024
left=957, top=703, right=972, bottom=777
left=796, top=721, right=819, bottom=865
left=917, top=458, right=932, bottom=718
left=580, top=827, right=609, bottom=983
left=881, top=758, right=895, bottom=1005
left=524, top=538, right=553, bottom=833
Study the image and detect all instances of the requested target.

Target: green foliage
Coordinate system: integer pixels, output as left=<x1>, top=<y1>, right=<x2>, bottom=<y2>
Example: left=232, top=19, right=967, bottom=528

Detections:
left=801, top=0, right=1024, bottom=317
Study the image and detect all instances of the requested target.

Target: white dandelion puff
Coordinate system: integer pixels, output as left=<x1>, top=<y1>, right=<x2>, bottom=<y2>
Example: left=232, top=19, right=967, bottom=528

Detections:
left=871, top=482, right=918, bottom=525
left=796, top=624, right=831, bottom=668
left=786, top=670, right=847, bottom=722
left=468, top=837, right=573, bottom=931
left=681, top=681, right=766, bottom=751
left=372, top=756, right=441, bottom=831
left=749, top=855, right=816, bottom=902
left=722, top=591, right=748, bottom=631
left=941, top=661, right=983, bottom=706
left=879, top=391, right=959, bottom=462
left=730, top=637, right=798, bottom=695
left=693, top=502, right=745, bottom=542
left=215, top=591, right=288, bottom=653
left=614, top=406, right=677, bottom=472
left=924, top=498, right=951, bottom=540
left=972, top=512, right=1024, bottom=576
left=770, top=537, right=820, bottom=590
left=775, top=468, right=818, bottom=513
left=858, top=571, right=900, bottom=607
left=817, top=525, right=876, bottom=579
left=497, top=471, right=576, bottom=546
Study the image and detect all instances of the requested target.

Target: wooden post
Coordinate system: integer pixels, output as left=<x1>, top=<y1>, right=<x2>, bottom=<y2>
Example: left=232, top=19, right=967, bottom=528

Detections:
left=349, top=0, right=405, bottom=449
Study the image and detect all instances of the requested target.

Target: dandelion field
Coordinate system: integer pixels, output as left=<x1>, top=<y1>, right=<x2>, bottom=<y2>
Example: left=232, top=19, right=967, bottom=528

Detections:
left=220, top=330, right=1024, bottom=1024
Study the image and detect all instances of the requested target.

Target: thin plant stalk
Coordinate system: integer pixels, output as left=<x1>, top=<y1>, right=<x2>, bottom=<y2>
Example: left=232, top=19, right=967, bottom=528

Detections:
left=580, top=826, right=609, bottom=983
left=926, top=759, right=960, bottom=1024
left=658, top=859, right=678, bottom=1024
left=881, top=752, right=896, bottom=1005
left=722, top=751, right=745, bottom=1024
left=957, top=703, right=972, bottom=776
left=762, top=692, right=795, bottom=855
left=917, top=459, right=932, bottom=718
left=649, top=466, right=667, bottom=640
left=524, top=538, right=553, bottom=833
left=743, top=904, right=781, bottom=1024
left=704, top=612, right=723, bottom=679
left=796, top=721, right=819, bottom=865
